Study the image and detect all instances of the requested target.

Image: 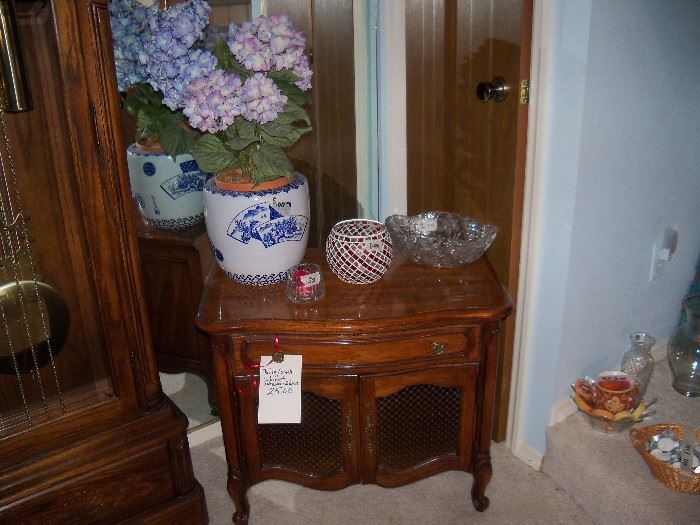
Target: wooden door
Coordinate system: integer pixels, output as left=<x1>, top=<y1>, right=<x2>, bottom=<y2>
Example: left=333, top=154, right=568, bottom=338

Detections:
left=237, top=374, right=360, bottom=489
left=405, top=0, right=532, bottom=440
left=359, top=365, right=478, bottom=486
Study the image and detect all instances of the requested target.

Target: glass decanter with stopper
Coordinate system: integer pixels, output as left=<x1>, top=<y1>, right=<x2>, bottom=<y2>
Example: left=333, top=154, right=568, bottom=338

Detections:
left=667, top=295, right=700, bottom=397
left=620, top=331, right=655, bottom=398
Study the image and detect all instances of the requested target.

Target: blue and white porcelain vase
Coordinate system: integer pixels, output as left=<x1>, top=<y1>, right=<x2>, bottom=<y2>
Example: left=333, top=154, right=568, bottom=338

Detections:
left=203, top=172, right=310, bottom=286
left=126, top=143, right=207, bottom=230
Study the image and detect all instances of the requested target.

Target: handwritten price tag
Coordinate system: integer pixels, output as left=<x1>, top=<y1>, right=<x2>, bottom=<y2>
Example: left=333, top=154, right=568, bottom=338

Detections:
left=678, top=426, right=694, bottom=478
left=300, top=272, right=320, bottom=286
left=364, top=240, right=382, bottom=252
left=257, top=354, right=302, bottom=424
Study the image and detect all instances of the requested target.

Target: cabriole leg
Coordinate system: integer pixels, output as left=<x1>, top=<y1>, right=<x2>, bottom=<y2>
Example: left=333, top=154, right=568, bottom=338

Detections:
left=227, top=472, right=249, bottom=524
left=470, top=452, right=492, bottom=511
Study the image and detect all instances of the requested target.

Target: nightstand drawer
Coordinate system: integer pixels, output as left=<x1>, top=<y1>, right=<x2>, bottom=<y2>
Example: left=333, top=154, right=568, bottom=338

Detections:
left=236, top=329, right=479, bottom=371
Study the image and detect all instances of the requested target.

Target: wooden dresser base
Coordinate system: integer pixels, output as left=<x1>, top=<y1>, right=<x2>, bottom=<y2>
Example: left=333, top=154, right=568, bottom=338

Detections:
left=1, top=401, right=207, bottom=524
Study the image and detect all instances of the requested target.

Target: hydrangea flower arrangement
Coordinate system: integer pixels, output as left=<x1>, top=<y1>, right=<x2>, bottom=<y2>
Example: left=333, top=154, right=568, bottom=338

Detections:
left=183, top=13, right=313, bottom=185
left=110, top=0, right=313, bottom=186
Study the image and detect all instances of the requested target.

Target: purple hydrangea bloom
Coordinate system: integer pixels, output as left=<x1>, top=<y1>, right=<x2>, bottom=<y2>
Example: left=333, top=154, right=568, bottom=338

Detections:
left=140, top=0, right=216, bottom=109
left=145, top=47, right=218, bottom=110
left=293, top=54, right=313, bottom=91
left=227, top=23, right=272, bottom=72
left=109, top=0, right=157, bottom=91
left=227, top=14, right=312, bottom=90
left=182, top=69, right=245, bottom=133
left=145, top=0, right=210, bottom=40
left=241, top=73, right=288, bottom=124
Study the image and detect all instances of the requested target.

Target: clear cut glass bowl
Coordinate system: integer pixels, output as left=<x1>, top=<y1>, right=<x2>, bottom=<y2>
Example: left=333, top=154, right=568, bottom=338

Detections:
left=384, top=211, right=498, bottom=268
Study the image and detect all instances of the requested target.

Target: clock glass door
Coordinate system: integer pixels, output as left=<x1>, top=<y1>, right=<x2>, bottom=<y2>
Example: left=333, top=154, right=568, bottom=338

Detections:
left=0, top=1, right=115, bottom=438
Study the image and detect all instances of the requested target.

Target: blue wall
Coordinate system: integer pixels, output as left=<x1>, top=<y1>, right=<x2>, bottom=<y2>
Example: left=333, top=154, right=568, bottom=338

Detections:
left=518, top=0, right=700, bottom=455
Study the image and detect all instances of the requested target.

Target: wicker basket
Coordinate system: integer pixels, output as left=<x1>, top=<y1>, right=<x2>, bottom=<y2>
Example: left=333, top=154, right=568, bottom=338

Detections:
left=629, top=423, right=700, bottom=494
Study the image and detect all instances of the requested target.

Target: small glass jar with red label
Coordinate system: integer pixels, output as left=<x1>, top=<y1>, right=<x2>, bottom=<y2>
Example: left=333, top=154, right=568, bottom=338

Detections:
left=286, top=262, right=325, bottom=303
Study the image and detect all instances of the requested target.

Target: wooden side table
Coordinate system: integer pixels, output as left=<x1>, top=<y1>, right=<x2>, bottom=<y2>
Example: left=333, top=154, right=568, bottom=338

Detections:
left=135, top=213, right=216, bottom=411
left=196, top=249, right=512, bottom=523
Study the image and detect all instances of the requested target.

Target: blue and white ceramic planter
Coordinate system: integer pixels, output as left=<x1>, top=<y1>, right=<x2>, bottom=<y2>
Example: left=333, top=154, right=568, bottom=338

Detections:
left=126, top=143, right=207, bottom=230
left=204, top=173, right=310, bottom=286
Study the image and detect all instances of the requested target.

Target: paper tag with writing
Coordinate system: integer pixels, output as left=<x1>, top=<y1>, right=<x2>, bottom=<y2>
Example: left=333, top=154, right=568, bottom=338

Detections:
left=678, top=426, right=694, bottom=478
left=363, top=240, right=383, bottom=252
left=300, top=272, right=320, bottom=286
left=257, top=354, right=302, bottom=424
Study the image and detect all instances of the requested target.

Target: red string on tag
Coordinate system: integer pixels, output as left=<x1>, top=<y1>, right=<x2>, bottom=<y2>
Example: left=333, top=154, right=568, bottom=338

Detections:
left=236, top=337, right=278, bottom=395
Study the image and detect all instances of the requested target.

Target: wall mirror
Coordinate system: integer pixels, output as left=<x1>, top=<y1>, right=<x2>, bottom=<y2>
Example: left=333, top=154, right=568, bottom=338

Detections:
left=113, top=0, right=361, bottom=431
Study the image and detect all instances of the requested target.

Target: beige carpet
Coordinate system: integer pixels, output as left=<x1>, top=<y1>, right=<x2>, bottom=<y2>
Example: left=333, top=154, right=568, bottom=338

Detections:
left=190, top=436, right=594, bottom=525
left=542, top=358, right=699, bottom=525
left=179, top=349, right=698, bottom=523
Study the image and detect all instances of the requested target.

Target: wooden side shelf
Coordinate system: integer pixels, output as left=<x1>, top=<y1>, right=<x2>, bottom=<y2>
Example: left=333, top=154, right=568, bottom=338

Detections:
left=196, top=249, right=512, bottom=523
left=135, top=212, right=216, bottom=411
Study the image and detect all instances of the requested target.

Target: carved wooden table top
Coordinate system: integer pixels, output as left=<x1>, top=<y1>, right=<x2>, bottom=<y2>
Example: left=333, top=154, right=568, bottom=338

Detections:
left=197, top=248, right=512, bottom=333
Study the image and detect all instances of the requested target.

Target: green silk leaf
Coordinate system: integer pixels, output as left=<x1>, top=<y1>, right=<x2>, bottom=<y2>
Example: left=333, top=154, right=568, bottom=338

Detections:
left=191, top=134, right=239, bottom=173
left=251, top=144, right=293, bottom=184
left=235, top=117, right=257, bottom=139
left=158, top=124, right=195, bottom=158
left=275, top=101, right=311, bottom=126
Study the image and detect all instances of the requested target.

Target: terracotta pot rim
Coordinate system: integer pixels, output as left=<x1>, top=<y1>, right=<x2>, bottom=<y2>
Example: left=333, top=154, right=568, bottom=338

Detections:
left=214, top=171, right=290, bottom=192
left=133, top=140, right=165, bottom=154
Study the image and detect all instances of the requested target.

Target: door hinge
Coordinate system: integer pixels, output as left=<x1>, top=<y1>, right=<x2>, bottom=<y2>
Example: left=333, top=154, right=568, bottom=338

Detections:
left=519, top=79, right=530, bottom=104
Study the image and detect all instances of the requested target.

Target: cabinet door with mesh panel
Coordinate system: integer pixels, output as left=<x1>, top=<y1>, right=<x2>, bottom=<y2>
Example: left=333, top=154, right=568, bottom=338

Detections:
left=360, top=365, right=479, bottom=487
left=238, top=374, right=359, bottom=489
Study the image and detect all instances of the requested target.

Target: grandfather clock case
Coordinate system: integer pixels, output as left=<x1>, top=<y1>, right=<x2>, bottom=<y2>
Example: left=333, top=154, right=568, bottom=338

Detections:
left=0, top=1, right=206, bottom=522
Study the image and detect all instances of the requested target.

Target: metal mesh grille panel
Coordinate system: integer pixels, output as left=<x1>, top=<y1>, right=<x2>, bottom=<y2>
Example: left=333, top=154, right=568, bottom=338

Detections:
left=376, top=384, right=460, bottom=471
left=258, top=391, right=343, bottom=475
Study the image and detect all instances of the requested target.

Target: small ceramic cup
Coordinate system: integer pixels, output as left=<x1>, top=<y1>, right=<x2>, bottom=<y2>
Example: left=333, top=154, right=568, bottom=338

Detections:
left=593, top=371, right=639, bottom=413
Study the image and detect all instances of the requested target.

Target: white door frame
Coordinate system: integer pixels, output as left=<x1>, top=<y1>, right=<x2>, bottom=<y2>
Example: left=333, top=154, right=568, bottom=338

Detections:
left=505, top=0, right=551, bottom=469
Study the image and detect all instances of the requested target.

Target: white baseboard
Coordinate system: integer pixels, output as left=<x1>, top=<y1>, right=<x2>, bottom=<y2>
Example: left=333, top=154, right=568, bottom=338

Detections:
left=548, top=395, right=578, bottom=426
left=512, top=439, right=544, bottom=471
left=187, top=420, right=222, bottom=448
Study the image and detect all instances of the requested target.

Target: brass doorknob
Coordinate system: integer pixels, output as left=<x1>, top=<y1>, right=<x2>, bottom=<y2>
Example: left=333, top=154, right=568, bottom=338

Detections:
left=476, top=77, right=509, bottom=103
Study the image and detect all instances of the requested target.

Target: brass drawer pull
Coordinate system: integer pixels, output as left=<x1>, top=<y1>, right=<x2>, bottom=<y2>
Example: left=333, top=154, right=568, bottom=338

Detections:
left=431, top=342, right=446, bottom=355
